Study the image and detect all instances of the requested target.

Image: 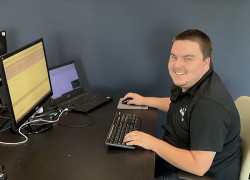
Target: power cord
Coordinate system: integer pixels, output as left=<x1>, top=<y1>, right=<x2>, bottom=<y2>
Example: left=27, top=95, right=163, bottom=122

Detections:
left=0, top=107, right=96, bottom=145
left=0, top=108, right=68, bottom=145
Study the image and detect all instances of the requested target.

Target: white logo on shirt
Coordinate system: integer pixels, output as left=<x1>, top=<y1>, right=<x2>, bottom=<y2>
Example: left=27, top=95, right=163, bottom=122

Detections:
left=179, top=106, right=187, bottom=121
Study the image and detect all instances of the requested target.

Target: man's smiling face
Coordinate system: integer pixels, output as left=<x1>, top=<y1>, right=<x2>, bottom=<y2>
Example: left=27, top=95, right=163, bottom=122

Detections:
left=168, top=40, right=210, bottom=92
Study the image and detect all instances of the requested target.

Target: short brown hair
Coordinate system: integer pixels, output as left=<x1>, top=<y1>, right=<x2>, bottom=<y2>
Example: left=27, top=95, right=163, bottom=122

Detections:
left=173, top=29, right=213, bottom=67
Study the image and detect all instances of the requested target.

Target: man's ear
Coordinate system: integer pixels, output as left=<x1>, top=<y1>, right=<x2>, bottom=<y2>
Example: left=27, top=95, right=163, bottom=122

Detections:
left=204, top=57, right=211, bottom=68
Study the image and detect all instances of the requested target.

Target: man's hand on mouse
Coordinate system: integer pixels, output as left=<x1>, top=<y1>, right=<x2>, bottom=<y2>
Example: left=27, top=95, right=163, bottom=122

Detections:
left=123, top=93, right=145, bottom=105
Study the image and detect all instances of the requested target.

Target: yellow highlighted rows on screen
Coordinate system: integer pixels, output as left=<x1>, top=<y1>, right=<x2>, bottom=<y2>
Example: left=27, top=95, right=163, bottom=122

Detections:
left=4, top=48, right=44, bottom=80
left=3, top=42, right=43, bottom=68
left=7, top=59, right=50, bottom=122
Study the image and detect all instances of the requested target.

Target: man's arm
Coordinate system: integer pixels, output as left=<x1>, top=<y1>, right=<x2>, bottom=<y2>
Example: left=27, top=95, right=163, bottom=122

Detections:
left=123, top=131, right=216, bottom=176
left=123, top=92, right=171, bottom=112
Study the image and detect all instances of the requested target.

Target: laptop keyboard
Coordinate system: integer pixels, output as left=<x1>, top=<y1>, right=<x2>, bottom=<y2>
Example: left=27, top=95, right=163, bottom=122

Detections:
left=59, top=93, right=97, bottom=108
left=105, top=111, right=140, bottom=149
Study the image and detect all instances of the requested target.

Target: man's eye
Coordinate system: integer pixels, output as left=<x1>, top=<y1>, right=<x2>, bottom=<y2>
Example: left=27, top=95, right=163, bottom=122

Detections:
left=185, top=58, right=191, bottom=61
left=171, top=56, right=177, bottom=60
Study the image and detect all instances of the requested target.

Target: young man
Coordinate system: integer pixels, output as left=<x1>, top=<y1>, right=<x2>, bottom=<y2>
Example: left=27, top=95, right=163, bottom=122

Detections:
left=123, top=29, right=242, bottom=180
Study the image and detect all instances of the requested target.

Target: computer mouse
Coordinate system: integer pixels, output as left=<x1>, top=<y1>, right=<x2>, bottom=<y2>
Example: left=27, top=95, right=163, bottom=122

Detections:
left=122, top=97, right=133, bottom=104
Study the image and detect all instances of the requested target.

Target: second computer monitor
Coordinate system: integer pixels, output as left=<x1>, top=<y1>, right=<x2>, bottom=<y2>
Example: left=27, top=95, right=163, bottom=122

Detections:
left=0, top=38, right=53, bottom=132
left=0, top=30, right=7, bottom=56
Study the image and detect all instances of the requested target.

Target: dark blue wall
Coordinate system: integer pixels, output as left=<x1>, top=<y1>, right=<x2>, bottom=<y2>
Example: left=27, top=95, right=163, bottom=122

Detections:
left=1, top=0, right=250, bottom=138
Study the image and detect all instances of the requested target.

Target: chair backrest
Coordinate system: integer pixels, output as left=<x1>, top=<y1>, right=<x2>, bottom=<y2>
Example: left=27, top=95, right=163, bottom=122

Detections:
left=235, top=96, right=250, bottom=180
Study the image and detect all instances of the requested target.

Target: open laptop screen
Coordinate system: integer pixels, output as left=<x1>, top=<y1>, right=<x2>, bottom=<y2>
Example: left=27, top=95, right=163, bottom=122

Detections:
left=49, top=62, right=81, bottom=100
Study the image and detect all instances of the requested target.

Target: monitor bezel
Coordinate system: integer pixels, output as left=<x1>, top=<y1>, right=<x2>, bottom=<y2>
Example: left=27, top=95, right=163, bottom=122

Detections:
left=0, top=38, right=53, bottom=131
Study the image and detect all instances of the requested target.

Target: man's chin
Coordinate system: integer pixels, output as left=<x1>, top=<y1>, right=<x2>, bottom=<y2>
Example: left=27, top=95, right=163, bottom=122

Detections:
left=173, top=82, right=187, bottom=87
left=174, top=83, right=190, bottom=91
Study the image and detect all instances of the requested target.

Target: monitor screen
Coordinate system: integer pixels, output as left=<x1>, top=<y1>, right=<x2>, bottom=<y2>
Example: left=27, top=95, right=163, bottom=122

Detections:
left=49, top=62, right=81, bottom=100
left=0, top=38, right=53, bottom=131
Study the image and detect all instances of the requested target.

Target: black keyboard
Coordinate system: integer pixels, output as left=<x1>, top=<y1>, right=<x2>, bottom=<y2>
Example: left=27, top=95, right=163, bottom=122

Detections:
left=59, top=93, right=96, bottom=108
left=105, top=111, right=140, bottom=149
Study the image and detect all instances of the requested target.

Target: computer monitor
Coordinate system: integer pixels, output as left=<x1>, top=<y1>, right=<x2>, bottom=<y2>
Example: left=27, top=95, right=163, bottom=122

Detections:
left=0, top=38, right=53, bottom=133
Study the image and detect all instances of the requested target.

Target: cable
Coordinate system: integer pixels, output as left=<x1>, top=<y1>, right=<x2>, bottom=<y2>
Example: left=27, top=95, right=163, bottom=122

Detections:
left=0, top=125, right=11, bottom=133
left=0, top=115, right=10, bottom=133
left=0, top=108, right=68, bottom=145
left=0, top=95, right=6, bottom=114
left=0, top=115, right=9, bottom=120
left=33, top=110, right=59, bottom=118
left=57, top=110, right=95, bottom=128
left=0, top=108, right=95, bottom=145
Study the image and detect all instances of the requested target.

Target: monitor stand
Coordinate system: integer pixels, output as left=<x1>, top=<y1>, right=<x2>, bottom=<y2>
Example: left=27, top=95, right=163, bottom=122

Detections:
left=20, top=121, right=53, bottom=135
left=10, top=119, right=53, bottom=135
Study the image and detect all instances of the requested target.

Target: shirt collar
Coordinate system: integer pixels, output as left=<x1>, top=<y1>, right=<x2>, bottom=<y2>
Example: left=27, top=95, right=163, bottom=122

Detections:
left=170, top=67, right=214, bottom=101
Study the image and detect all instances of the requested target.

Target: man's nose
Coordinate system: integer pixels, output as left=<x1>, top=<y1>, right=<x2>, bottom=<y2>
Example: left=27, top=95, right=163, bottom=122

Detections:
left=173, top=59, right=183, bottom=68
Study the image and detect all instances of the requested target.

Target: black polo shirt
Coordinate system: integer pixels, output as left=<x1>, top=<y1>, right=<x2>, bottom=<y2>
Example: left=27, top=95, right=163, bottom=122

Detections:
left=161, top=68, right=242, bottom=180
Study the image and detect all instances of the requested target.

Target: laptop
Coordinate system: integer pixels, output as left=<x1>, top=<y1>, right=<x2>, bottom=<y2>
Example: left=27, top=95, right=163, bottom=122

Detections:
left=49, top=61, right=112, bottom=112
